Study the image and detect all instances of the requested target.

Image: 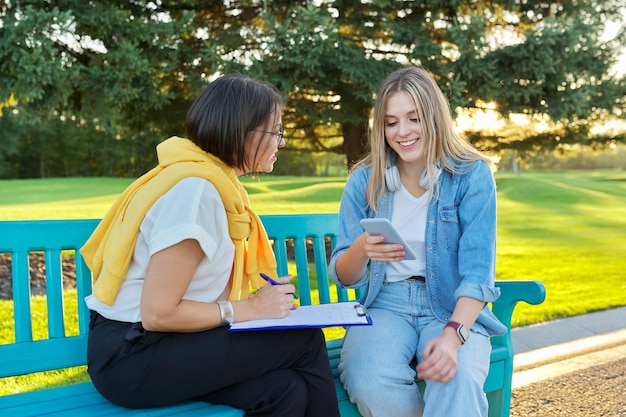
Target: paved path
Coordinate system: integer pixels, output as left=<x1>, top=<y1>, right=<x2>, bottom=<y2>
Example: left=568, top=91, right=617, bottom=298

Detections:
left=510, top=306, right=626, bottom=376
left=509, top=306, right=626, bottom=416
left=511, top=306, right=626, bottom=355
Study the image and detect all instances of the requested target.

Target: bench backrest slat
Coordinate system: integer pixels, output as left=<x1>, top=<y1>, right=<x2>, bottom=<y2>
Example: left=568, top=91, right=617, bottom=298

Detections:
left=75, top=251, right=93, bottom=335
left=11, top=251, right=33, bottom=343
left=45, top=249, right=66, bottom=339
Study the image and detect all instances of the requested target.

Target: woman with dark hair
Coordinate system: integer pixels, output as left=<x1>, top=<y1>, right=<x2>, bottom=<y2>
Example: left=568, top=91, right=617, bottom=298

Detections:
left=81, top=74, right=340, bottom=417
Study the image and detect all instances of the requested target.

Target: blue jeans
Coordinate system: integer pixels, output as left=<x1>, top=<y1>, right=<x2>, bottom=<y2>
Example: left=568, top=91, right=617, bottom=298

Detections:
left=339, top=280, right=491, bottom=417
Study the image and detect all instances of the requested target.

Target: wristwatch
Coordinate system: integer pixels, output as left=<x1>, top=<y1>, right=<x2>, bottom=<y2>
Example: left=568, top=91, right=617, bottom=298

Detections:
left=216, top=300, right=234, bottom=326
left=445, top=321, right=470, bottom=344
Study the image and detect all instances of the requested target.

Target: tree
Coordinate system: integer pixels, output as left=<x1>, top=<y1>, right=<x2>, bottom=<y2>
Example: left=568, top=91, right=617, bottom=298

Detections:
left=466, top=1, right=626, bottom=158
left=0, top=0, right=216, bottom=176
left=1, top=0, right=624, bottom=177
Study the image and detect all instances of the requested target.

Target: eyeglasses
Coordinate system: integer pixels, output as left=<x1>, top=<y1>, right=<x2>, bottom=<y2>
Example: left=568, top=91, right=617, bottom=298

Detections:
left=253, top=126, right=284, bottom=145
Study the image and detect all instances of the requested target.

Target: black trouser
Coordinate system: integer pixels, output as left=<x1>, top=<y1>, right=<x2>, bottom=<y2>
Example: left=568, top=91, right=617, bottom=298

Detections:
left=87, top=311, right=340, bottom=417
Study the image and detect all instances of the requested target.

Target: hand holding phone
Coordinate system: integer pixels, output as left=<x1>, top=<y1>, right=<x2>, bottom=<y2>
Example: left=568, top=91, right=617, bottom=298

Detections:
left=360, top=218, right=417, bottom=260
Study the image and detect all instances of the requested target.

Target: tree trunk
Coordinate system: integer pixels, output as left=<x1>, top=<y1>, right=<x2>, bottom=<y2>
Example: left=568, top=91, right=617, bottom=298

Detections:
left=512, top=150, right=519, bottom=176
left=39, top=157, right=46, bottom=178
left=342, top=121, right=368, bottom=169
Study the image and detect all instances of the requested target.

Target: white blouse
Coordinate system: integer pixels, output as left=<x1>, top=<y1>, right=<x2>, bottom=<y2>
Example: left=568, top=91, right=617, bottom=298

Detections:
left=85, top=177, right=235, bottom=323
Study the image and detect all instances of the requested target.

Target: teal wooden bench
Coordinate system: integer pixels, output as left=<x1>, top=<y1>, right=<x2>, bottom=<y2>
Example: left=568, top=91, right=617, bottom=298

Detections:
left=0, top=214, right=546, bottom=417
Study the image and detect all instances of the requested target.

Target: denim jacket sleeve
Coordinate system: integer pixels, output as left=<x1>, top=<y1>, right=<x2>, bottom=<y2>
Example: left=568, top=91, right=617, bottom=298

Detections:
left=449, top=161, right=500, bottom=302
left=329, top=166, right=373, bottom=289
left=445, top=161, right=506, bottom=335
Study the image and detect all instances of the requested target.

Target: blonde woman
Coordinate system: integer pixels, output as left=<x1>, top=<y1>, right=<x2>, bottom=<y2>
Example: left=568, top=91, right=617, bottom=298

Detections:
left=329, top=66, right=506, bottom=417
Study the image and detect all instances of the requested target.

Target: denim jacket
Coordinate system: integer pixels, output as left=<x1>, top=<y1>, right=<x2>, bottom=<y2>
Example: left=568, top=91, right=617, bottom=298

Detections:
left=329, top=160, right=507, bottom=336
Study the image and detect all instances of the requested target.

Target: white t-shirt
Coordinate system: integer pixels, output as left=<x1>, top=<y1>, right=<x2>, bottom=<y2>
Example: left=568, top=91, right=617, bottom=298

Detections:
left=385, top=185, right=430, bottom=282
left=85, top=177, right=235, bottom=322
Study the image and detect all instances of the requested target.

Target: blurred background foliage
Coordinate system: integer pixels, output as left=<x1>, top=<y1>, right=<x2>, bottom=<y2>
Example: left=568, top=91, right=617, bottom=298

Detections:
left=0, top=0, right=625, bottom=178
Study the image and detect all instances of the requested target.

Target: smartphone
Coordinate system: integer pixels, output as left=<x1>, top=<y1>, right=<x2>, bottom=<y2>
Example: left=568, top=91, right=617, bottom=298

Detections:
left=360, top=218, right=417, bottom=260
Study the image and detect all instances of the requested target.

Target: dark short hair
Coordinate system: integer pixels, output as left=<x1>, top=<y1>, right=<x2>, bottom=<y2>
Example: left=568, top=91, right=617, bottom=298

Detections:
left=184, top=74, right=283, bottom=168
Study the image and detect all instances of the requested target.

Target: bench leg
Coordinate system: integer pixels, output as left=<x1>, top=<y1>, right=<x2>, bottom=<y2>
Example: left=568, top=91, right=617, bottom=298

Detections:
left=486, top=389, right=507, bottom=417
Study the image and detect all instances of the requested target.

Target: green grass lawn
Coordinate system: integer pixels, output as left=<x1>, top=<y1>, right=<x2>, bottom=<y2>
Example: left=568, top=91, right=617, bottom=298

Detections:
left=1, top=170, right=625, bottom=395
left=0, top=175, right=347, bottom=219
left=495, top=171, right=626, bottom=325
left=1, top=171, right=625, bottom=325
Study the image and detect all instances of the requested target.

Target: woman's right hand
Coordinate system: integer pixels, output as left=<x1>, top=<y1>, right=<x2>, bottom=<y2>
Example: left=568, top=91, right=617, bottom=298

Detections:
left=242, top=276, right=297, bottom=320
left=361, top=232, right=408, bottom=262
left=335, top=229, right=409, bottom=287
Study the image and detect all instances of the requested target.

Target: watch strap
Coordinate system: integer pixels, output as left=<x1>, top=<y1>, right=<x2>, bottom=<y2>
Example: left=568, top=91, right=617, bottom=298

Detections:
left=445, top=320, right=468, bottom=344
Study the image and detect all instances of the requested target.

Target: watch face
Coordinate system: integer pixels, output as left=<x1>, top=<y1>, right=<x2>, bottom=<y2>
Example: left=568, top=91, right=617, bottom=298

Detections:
left=459, top=325, right=470, bottom=342
left=446, top=321, right=469, bottom=343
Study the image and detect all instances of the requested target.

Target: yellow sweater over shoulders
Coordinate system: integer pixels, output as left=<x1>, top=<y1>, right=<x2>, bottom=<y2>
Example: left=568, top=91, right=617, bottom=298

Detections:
left=80, top=137, right=276, bottom=306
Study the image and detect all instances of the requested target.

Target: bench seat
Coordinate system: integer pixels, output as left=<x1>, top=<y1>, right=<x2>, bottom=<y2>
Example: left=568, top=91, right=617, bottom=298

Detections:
left=0, top=383, right=242, bottom=416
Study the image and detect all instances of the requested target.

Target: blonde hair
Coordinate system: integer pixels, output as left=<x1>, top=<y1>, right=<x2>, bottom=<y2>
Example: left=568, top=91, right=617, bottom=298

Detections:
left=353, top=66, right=496, bottom=210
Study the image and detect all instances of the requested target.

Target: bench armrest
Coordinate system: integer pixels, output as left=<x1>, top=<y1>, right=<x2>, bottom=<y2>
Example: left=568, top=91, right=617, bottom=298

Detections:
left=491, top=280, right=546, bottom=349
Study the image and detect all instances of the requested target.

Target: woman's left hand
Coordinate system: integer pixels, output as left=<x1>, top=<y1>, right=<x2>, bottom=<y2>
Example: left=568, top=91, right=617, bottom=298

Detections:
left=415, top=332, right=461, bottom=383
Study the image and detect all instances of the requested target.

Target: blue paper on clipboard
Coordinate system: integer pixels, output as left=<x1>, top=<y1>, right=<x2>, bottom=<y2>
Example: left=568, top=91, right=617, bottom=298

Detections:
left=229, top=302, right=372, bottom=331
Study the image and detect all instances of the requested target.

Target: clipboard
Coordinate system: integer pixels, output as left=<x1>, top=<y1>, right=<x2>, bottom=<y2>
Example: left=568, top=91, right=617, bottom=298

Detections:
left=229, top=302, right=372, bottom=331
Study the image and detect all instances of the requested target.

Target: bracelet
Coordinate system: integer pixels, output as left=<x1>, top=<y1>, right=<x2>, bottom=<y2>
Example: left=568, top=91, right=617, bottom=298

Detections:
left=216, top=300, right=234, bottom=327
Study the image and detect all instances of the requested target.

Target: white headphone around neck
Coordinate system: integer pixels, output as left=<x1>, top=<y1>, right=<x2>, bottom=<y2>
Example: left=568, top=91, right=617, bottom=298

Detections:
left=385, top=164, right=441, bottom=192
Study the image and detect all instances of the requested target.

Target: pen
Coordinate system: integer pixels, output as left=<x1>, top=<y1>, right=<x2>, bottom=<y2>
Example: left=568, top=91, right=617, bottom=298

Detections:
left=260, top=273, right=298, bottom=299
